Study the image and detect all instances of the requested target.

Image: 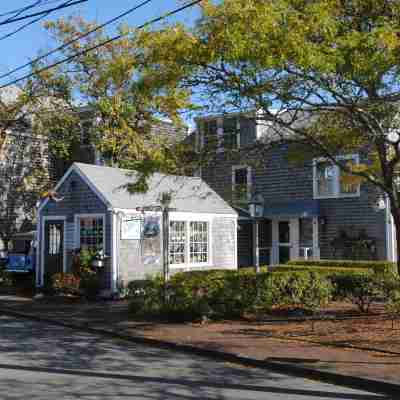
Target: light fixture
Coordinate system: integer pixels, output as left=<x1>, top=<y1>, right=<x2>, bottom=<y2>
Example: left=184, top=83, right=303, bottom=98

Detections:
left=248, top=193, right=264, bottom=218
left=373, top=195, right=387, bottom=212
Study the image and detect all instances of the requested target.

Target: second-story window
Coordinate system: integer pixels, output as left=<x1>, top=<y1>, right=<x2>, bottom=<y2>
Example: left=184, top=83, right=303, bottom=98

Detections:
left=313, top=155, right=360, bottom=199
left=202, top=119, right=217, bottom=149
left=223, top=117, right=239, bottom=149
left=232, top=166, right=251, bottom=205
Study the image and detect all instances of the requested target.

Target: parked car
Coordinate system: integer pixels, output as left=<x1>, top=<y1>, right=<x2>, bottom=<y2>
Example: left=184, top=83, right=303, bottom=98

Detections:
left=3, top=231, right=36, bottom=274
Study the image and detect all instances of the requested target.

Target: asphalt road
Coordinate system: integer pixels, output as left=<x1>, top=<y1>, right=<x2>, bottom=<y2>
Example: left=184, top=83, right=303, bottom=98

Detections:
left=0, top=315, right=389, bottom=399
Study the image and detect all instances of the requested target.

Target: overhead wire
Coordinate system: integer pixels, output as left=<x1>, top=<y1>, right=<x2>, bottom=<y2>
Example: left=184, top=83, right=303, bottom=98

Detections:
left=0, top=0, right=203, bottom=90
left=0, top=0, right=60, bottom=18
left=0, top=0, right=87, bottom=44
left=0, top=0, right=154, bottom=80
left=0, top=0, right=87, bottom=26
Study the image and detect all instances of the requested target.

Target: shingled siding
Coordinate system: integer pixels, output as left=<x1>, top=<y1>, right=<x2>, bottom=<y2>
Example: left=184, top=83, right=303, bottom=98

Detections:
left=118, top=215, right=237, bottom=284
left=201, top=142, right=388, bottom=261
left=40, top=171, right=112, bottom=289
left=212, top=217, right=237, bottom=268
left=118, top=214, right=163, bottom=283
left=318, top=184, right=387, bottom=260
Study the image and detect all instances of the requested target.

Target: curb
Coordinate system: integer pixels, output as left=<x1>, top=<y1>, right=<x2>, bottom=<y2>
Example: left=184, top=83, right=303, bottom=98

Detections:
left=1, top=308, right=398, bottom=398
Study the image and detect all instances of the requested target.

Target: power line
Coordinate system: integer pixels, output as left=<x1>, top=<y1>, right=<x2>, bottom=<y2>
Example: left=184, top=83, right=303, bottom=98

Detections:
left=0, top=0, right=61, bottom=18
left=0, top=0, right=87, bottom=43
left=0, top=0, right=86, bottom=26
left=0, top=0, right=202, bottom=90
left=0, top=0, right=154, bottom=80
left=0, top=0, right=59, bottom=18
left=0, top=1, right=43, bottom=25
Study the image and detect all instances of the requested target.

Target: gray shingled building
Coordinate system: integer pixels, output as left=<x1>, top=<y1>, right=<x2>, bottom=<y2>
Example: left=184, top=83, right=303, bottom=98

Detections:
left=37, top=163, right=238, bottom=295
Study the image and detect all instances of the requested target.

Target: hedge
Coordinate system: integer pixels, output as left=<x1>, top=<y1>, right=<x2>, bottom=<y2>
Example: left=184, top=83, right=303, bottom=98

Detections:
left=271, top=265, right=370, bottom=275
left=287, top=259, right=396, bottom=274
left=128, top=270, right=335, bottom=321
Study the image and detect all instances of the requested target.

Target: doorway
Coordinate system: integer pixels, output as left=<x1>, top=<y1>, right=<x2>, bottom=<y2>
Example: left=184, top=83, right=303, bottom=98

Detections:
left=44, top=219, right=65, bottom=276
left=278, top=221, right=291, bottom=264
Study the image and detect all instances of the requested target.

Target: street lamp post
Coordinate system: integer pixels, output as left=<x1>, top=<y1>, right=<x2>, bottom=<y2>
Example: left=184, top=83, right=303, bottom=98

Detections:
left=136, top=192, right=173, bottom=302
left=248, top=194, right=264, bottom=274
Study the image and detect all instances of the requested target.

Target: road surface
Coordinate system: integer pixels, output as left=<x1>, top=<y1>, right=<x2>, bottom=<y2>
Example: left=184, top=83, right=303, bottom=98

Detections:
left=0, top=315, right=388, bottom=399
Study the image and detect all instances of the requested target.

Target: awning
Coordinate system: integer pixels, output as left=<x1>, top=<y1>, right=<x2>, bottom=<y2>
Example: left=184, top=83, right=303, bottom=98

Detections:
left=263, top=200, right=320, bottom=219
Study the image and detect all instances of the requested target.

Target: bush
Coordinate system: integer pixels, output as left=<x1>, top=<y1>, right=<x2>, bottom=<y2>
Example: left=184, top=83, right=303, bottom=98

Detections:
left=128, top=269, right=334, bottom=321
left=79, top=272, right=101, bottom=300
left=273, top=265, right=368, bottom=275
left=52, top=273, right=81, bottom=295
left=287, top=259, right=396, bottom=274
left=0, top=268, right=12, bottom=287
left=331, top=273, right=381, bottom=313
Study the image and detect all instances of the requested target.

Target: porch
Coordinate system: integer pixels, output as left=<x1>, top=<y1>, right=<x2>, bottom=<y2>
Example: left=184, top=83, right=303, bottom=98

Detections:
left=237, top=200, right=321, bottom=266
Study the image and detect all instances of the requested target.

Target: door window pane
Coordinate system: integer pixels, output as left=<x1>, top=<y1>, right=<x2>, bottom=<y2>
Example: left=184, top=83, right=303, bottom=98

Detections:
left=48, top=224, right=61, bottom=255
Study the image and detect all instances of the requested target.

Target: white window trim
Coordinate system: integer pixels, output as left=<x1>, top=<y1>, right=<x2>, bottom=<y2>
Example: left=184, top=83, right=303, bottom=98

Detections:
left=74, top=213, right=106, bottom=253
left=313, top=154, right=360, bottom=199
left=40, top=216, right=67, bottom=287
left=169, top=215, right=213, bottom=269
left=232, top=165, right=252, bottom=203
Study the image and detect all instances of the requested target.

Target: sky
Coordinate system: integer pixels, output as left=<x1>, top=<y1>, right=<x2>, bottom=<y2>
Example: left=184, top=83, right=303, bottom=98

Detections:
left=0, top=0, right=200, bottom=78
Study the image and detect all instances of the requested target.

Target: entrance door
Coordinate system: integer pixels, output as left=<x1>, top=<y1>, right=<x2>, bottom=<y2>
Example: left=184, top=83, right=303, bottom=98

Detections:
left=278, top=221, right=290, bottom=264
left=44, top=220, right=64, bottom=276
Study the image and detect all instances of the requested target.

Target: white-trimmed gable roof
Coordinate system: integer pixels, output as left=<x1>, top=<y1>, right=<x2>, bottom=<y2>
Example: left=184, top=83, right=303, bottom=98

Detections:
left=70, top=163, right=236, bottom=215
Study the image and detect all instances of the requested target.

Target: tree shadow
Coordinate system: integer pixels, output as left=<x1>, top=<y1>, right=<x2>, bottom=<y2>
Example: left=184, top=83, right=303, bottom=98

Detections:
left=0, top=315, right=387, bottom=399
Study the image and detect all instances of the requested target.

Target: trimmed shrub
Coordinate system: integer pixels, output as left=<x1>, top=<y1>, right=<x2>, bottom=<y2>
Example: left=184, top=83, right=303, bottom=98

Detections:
left=79, top=272, right=101, bottom=300
left=128, top=269, right=334, bottom=321
left=272, top=265, right=368, bottom=275
left=330, top=274, right=381, bottom=313
left=287, top=259, right=396, bottom=274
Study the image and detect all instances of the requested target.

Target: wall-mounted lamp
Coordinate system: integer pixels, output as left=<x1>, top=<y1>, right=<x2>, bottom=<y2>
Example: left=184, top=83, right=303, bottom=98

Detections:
left=373, top=195, right=387, bottom=212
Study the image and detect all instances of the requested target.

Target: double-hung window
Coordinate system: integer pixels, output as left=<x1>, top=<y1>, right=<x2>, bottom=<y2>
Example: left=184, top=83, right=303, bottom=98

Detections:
left=202, top=119, right=217, bottom=150
left=223, top=117, right=239, bottom=149
left=76, top=215, right=105, bottom=252
left=169, top=220, right=210, bottom=266
left=313, top=155, right=360, bottom=199
left=232, top=166, right=251, bottom=206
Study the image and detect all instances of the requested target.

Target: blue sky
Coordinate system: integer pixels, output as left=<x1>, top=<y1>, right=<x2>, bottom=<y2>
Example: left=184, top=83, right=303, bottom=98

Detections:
left=0, top=0, right=200, bottom=77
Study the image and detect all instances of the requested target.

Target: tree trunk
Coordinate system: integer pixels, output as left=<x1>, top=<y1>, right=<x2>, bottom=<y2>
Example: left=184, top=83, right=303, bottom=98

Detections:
left=392, top=210, right=400, bottom=275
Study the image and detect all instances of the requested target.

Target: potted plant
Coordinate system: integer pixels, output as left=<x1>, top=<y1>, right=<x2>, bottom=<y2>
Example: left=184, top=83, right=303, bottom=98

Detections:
left=92, top=250, right=108, bottom=268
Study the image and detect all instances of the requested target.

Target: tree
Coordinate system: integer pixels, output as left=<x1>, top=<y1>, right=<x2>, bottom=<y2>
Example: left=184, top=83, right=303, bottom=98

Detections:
left=0, top=83, right=55, bottom=251
left=31, top=17, right=196, bottom=191
left=0, top=129, right=50, bottom=250
left=144, top=0, right=400, bottom=272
